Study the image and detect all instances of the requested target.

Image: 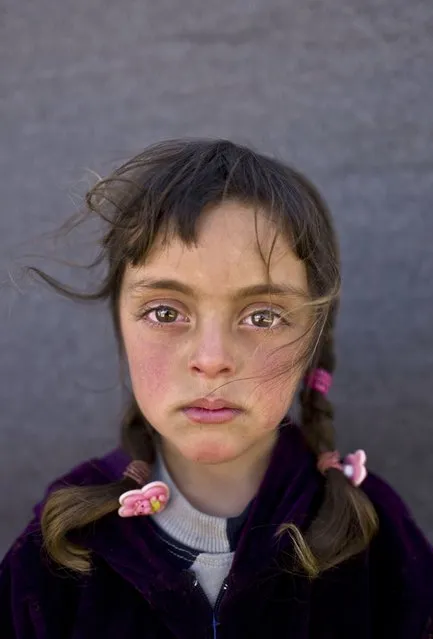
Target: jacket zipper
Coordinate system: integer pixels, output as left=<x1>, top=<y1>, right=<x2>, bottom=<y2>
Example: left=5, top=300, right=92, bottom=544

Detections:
left=191, top=575, right=229, bottom=639
left=212, top=579, right=229, bottom=638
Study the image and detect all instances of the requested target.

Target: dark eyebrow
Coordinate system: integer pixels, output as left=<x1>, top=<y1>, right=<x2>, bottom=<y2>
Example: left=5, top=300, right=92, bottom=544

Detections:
left=126, top=277, right=309, bottom=300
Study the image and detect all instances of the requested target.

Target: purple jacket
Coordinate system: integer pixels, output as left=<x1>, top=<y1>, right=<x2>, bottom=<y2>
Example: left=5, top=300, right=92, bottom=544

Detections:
left=1, top=423, right=433, bottom=638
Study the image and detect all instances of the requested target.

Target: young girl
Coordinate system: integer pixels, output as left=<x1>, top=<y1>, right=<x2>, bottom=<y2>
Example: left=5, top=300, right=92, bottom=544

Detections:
left=1, top=139, right=432, bottom=638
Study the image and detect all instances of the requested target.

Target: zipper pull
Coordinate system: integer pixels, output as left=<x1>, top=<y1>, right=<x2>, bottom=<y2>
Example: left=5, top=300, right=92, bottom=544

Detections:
left=187, top=569, right=198, bottom=588
left=212, top=613, right=220, bottom=638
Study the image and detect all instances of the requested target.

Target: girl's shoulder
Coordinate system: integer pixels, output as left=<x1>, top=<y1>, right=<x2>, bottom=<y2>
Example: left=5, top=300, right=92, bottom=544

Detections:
left=2, top=448, right=123, bottom=577
left=360, top=469, right=433, bottom=622
left=361, top=468, right=433, bottom=558
left=361, top=468, right=432, bottom=548
left=0, top=451, right=123, bottom=636
left=1, top=452, right=109, bottom=584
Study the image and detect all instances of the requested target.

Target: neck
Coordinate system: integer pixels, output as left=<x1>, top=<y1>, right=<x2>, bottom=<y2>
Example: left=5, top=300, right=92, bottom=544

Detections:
left=159, top=430, right=279, bottom=518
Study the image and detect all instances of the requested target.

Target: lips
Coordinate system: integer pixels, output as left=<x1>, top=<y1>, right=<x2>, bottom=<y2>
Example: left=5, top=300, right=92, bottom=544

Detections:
left=182, top=399, right=243, bottom=424
left=184, top=398, right=242, bottom=411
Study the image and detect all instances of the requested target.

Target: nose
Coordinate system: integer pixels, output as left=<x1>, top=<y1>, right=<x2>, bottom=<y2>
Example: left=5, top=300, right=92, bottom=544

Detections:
left=188, top=323, right=237, bottom=379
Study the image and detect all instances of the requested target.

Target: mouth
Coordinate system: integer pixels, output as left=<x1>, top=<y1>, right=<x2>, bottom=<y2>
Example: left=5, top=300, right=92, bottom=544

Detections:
left=181, top=398, right=244, bottom=424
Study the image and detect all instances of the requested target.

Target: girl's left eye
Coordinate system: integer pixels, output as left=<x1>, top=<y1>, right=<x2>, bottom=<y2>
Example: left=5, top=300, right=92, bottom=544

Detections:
left=242, top=309, right=287, bottom=329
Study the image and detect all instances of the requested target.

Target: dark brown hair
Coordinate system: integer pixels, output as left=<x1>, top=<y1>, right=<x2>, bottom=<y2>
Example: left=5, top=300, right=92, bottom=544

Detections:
left=29, top=139, right=378, bottom=576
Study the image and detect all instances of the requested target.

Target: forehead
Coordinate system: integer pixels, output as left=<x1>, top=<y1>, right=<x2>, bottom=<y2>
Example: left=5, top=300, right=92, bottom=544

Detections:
left=123, top=202, right=308, bottom=296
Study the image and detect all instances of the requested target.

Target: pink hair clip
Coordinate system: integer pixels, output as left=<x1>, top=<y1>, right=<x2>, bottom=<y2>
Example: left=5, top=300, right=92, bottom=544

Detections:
left=118, top=460, right=170, bottom=517
left=343, top=450, right=367, bottom=486
left=317, top=449, right=367, bottom=487
left=118, top=481, right=170, bottom=517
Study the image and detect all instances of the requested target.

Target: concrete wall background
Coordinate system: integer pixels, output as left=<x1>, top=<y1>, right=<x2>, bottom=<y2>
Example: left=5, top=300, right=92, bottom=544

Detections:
left=1, top=0, right=432, bottom=554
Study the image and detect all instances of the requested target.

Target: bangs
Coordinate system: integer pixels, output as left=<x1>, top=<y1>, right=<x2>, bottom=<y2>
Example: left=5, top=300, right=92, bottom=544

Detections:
left=91, top=139, right=311, bottom=268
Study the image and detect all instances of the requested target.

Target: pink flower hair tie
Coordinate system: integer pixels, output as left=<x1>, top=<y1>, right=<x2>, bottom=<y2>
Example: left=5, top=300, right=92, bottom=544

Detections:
left=118, top=460, right=170, bottom=517
left=317, top=449, right=368, bottom=487
left=306, top=368, right=332, bottom=396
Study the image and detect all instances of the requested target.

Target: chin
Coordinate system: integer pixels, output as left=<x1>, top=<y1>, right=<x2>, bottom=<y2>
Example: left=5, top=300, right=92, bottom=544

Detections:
left=181, top=436, right=241, bottom=465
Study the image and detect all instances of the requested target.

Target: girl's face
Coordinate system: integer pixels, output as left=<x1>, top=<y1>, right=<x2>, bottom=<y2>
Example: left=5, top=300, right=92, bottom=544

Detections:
left=119, top=202, right=311, bottom=465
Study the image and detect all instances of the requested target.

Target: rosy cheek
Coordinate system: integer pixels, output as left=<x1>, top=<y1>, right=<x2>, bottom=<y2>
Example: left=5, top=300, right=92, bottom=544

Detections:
left=128, top=341, right=172, bottom=397
left=249, top=346, right=300, bottom=409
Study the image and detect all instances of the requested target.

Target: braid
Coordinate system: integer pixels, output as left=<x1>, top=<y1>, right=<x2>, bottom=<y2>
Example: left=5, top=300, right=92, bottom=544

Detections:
left=41, top=394, right=158, bottom=573
left=299, top=301, right=338, bottom=456
left=276, top=300, right=379, bottom=578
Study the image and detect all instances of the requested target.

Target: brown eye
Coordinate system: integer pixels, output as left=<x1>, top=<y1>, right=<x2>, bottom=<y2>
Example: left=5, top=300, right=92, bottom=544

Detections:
left=152, top=306, right=178, bottom=323
left=250, top=310, right=277, bottom=328
left=140, top=305, right=182, bottom=325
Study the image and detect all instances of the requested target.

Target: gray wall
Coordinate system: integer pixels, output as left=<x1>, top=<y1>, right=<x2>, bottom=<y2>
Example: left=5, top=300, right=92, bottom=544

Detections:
left=1, top=0, right=432, bottom=554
